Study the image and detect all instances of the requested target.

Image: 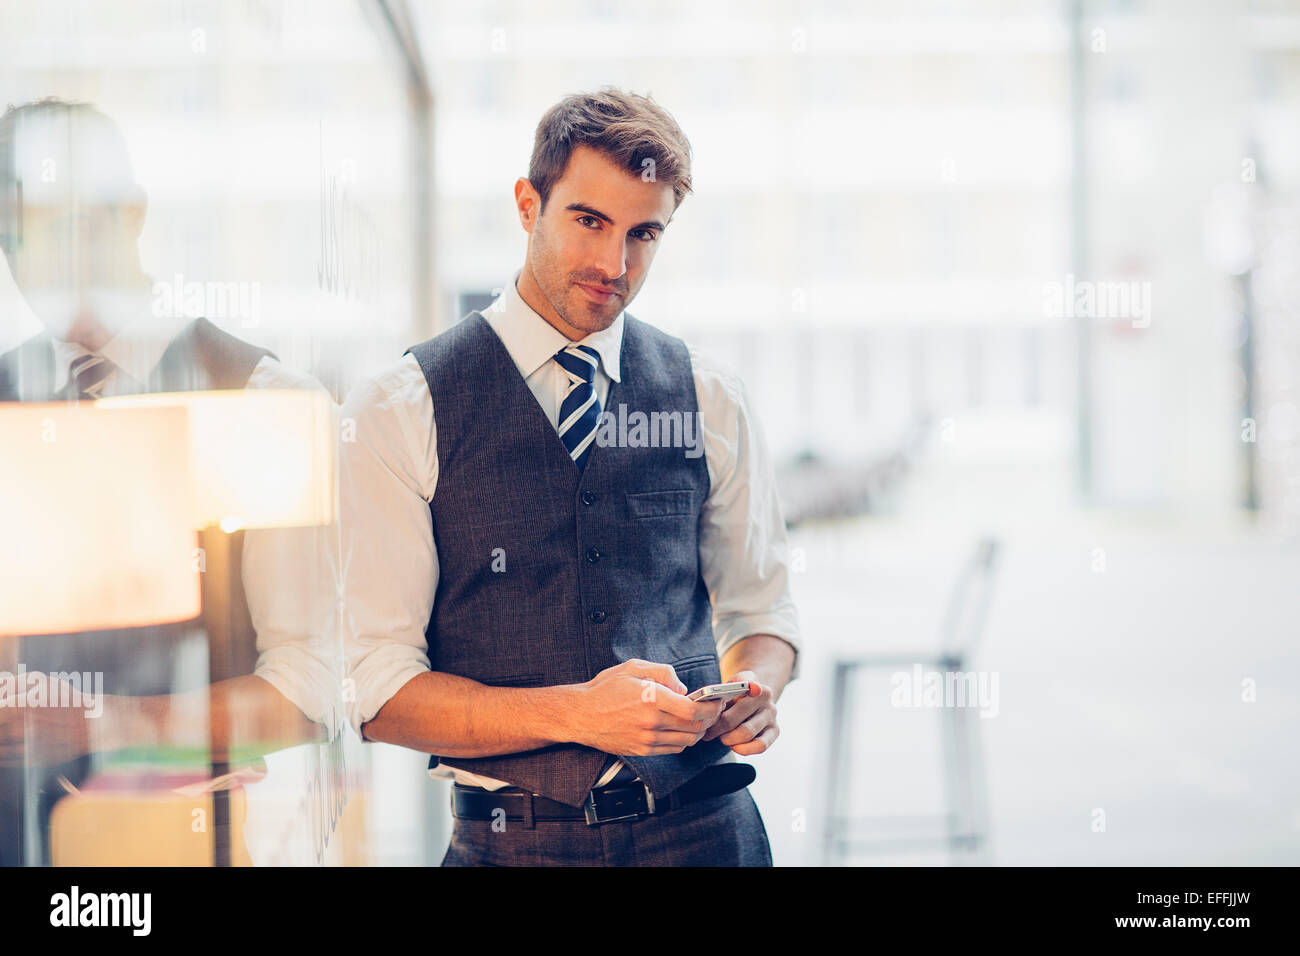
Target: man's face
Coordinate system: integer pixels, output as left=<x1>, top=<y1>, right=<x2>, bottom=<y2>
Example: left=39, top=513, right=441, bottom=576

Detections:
left=1, top=109, right=147, bottom=343
left=7, top=201, right=140, bottom=340
left=519, top=144, right=676, bottom=338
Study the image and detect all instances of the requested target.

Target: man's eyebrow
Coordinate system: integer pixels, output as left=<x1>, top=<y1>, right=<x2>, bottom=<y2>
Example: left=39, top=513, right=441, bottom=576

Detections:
left=564, top=202, right=666, bottom=233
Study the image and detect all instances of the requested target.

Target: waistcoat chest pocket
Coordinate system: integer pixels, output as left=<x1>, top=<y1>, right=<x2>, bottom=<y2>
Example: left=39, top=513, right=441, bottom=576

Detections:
left=669, top=654, right=723, bottom=694
left=625, top=488, right=695, bottom=519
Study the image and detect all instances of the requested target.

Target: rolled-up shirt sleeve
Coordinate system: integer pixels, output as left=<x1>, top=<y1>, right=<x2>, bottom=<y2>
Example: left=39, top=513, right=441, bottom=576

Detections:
left=245, top=522, right=342, bottom=736
left=338, top=356, right=439, bottom=738
left=242, top=356, right=344, bottom=737
left=691, top=345, right=803, bottom=682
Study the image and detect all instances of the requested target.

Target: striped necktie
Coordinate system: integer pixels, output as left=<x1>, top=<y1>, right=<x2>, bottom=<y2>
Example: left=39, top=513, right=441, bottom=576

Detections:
left=554, top=343, right=603, bottom=472
left=67, top=352, right=117, bottom=400
left=555, top=343, right=641, bottom=790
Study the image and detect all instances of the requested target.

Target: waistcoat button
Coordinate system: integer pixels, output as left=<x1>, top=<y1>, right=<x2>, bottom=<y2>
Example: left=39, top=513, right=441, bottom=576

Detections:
left=590, top=609, right=606, bottom=624
left=586, top=548, right=601, bottom=563
left=581, top=491, right=596, bottom=506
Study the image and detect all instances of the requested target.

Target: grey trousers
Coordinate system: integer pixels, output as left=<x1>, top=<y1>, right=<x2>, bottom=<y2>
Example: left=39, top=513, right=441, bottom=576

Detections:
left=441, top=786, right=773, bottom=866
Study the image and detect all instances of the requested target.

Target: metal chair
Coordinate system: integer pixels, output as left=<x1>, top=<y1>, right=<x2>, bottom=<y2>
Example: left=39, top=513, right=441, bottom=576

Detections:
left=822, top=537, right=1000, bottom=865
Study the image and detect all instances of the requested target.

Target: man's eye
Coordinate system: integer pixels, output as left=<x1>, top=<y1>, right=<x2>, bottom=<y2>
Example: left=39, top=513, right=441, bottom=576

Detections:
left=578, top=215, right=599, bottom=228
left=632, top=229, right=657, bottom=242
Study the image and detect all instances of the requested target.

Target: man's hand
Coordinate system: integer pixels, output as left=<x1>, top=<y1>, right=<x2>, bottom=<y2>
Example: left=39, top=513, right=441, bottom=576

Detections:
left=0, top=680, right=108, bottom=766
left=702, top=635, right=797, bottom=756
left=361, top=644, right=794, bottom=762
left=568, top=659, right=725, bottom=757
left=701, top=670, right=779, bottom=755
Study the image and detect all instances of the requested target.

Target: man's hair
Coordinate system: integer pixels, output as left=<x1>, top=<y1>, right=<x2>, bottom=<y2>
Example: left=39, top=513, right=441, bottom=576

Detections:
left=0, top=97, right=134, bottom=259
left=528, top=87, right=693, bottom=214
left=0, top=98, right=103, bottom=192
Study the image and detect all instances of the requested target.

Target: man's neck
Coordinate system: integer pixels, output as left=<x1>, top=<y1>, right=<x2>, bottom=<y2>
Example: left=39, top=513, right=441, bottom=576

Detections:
left=56, top=280, right=153, bottom=351
left=63, top=314, right=112, bottom=352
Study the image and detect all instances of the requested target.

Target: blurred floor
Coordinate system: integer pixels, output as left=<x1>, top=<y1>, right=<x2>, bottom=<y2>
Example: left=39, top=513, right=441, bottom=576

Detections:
left=753, top=413, right=1300, bottom=866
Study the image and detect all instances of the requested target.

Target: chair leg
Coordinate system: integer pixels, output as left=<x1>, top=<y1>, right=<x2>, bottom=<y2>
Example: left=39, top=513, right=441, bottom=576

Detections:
left=822, top=661, right=851, bottom=866
left=827, top=658, right=994, bottom=866
left=940, top=692, right=965, bottom=864
left=949, top=694, right=990, bottom=865
left=961, top=696, right=993, bottom=865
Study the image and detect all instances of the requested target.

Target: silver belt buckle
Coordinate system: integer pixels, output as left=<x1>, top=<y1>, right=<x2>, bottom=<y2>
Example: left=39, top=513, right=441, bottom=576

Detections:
left=583, top=781, right=656, bottom=826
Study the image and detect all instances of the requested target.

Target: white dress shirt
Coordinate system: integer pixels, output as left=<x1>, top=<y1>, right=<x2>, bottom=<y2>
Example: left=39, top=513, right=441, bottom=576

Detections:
left=51, top=304, right=187, bottom=398
left=51, top=307, right=342, bottom=737
left=340, top=269, right=801, bottom=791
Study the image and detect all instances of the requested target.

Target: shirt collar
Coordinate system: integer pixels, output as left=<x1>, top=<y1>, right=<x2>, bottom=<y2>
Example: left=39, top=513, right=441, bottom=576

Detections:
left=482, top=268, right=623, bottom=383
left=51, top=293, right=191, bottom=393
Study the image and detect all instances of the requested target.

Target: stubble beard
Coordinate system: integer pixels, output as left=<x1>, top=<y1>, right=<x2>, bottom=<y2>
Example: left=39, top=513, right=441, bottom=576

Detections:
left=531, top=229, right=621, bottom=337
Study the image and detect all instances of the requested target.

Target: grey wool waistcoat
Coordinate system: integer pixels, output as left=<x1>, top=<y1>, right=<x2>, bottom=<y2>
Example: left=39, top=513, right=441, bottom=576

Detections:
left=405, top=310, right=729, bottom=807
left=0, top=316, right=273, bottom=402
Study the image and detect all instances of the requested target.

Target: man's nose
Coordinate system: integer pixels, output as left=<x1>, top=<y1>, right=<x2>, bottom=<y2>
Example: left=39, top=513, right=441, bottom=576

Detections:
left=592, top=234, right=626, bottom=286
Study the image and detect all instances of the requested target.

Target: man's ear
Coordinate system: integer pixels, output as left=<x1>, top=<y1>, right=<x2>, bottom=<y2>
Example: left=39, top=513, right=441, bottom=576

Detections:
left=121, top=185, right=148, bottom=240
left=0, top=179, right=22, bottom=261
left=514, top=177, right=541, bottom=234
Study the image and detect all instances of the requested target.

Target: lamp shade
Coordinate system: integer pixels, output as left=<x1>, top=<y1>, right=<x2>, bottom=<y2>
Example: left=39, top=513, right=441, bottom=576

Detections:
left=98, top=389, right=337, bottom=531
left=0, top=401, right=200, bottom=636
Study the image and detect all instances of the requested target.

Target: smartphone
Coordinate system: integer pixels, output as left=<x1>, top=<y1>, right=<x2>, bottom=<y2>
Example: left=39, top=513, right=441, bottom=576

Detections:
left=687, top=681, right=751, bottom=703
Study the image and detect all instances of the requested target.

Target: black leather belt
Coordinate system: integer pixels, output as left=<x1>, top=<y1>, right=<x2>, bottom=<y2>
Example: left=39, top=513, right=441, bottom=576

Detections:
left=451, top=762, right=756, bottom=826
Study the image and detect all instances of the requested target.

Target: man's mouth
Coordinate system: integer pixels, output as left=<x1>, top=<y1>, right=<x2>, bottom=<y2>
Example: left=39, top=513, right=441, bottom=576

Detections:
left=576, top=282, right=619, bottom=305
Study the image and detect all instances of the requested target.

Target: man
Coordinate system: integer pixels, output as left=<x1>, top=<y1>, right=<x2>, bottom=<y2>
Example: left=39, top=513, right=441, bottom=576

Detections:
left=0, top=99, right=335, bottom=865
left=343, top=88, right=800, bottom=866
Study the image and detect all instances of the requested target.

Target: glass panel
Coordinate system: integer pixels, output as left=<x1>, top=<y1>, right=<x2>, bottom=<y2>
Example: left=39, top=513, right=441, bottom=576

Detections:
left=0, top=0, right=425, bottom=866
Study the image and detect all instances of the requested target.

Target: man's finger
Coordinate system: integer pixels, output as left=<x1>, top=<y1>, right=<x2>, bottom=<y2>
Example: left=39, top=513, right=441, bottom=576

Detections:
left=702, top=696, right=760, bottom=740
left=729, top=723, right=779, bottom=756
left=623, top=660, right=686, bottom=694
left=651, top=689, right=722, bottom=723
left=652, top=711, right=710, bottom=734
left=718, top=710, right=772, bottom=748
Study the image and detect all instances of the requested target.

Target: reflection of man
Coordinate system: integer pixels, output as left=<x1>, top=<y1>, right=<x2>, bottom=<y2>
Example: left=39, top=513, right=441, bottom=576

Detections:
left=0, top=98, right=276, bottom=398
left=344, top=89, right=800, bottom=866
left=0, top=98, right=335, bottom=866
